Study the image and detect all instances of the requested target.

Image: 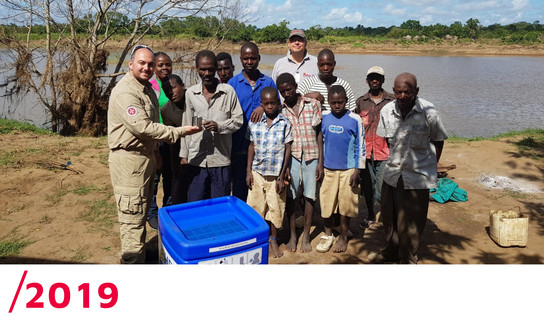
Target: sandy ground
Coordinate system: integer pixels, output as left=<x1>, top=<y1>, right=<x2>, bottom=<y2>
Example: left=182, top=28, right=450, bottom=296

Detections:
left=104, top=38, right=544, bottom=57
left=0, top=130, right=542, bottom=264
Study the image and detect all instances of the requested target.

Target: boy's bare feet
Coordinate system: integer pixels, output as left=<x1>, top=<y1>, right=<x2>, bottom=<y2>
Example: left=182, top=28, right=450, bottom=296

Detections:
left=286, top=237, right=297, bottom=252
left=270, top=240, right=284, bottom=258
left=332, top=235, right=348, bottom=253
left=299, top=234, right=312, bottom=253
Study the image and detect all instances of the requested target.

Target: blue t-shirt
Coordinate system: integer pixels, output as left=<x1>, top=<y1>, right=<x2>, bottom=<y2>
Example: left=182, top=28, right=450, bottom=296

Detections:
left=228, top=71, right=277, bottom=154
left=321, top=110, right=366, bottom=170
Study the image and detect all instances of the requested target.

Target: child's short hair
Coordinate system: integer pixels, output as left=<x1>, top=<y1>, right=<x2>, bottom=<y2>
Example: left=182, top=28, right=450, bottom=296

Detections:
left=260, top=86, right=278, bottom=100
left=276, top=73, right=297, bottom=87
left=328, top=85, right=346, bottom=99
left=164, top=74, right=184, bottom=86
left=216, top=52, right=233, bottom=64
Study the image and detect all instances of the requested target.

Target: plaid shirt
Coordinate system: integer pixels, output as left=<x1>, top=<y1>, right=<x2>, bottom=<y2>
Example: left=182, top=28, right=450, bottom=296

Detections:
left=281, top=97, right=322, bottom=162
left=247, top=113, right=293, bottom=176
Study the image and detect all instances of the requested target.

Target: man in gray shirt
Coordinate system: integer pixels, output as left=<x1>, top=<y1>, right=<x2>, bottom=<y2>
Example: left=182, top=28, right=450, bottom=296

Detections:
left=369, top=72, right=448, bottom=264
left=271, top=29, right=319, bottom=84
left=180, top=50, right=244, bottom=201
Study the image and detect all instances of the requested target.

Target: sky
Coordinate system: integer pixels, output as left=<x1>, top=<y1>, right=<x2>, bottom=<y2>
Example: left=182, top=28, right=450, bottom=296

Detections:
left=242, top=0, right=544, bottom=29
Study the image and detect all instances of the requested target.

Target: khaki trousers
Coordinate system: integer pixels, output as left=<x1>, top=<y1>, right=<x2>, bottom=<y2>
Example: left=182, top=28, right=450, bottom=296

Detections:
left=109, top=150, right=155, bottom=264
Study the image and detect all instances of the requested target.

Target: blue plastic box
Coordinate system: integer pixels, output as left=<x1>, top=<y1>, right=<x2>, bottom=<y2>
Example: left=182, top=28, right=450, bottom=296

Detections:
left=158, top=196, right=269, bottom=264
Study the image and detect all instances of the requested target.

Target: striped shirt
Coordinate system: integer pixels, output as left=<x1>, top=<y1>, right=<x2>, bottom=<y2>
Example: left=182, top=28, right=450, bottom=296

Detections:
left=247, top=114, right=293, bottom=176
left=321, top=110, right=366, bottom=170
left=281, top=97, right=322, bottom=162
left=297, top=76, right=356, bottom=112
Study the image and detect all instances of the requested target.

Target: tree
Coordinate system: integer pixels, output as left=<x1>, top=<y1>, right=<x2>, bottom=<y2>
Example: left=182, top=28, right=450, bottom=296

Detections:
left=254, top=20, right=289, bottom=43
left=0, top=0, right=247, bottom=135
left=465, top=18, right=481, bottom=39
left=306, top=25, right=325, bottom=41
left=400, top=19, right=421, bottom=32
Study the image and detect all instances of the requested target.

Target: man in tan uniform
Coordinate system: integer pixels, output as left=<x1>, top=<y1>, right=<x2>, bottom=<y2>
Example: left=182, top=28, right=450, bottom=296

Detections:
left=108, top=45, right=200, bottom=264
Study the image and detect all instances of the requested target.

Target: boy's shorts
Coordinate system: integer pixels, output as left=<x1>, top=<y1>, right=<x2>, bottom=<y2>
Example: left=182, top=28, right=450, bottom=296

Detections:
left=247, top=170, right=286, bottom=229
left=289, top=156, right=318, bottom=200
left=319, top=168, right=359, bottom=218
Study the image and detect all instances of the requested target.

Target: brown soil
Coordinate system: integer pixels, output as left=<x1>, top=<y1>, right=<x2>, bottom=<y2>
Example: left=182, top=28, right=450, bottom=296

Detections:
left=1, top=131, right=542, bottom=264
left=127, top=38, right=544, bottom=57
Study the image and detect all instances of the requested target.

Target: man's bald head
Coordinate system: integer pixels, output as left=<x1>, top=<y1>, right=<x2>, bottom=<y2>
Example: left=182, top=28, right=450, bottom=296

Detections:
left=393, top=72, right=419, bottom=110
left=394, top=72, right=418, bottom=89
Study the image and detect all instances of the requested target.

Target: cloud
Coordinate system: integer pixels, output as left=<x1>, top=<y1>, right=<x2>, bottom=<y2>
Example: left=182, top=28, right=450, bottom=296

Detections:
left=324, top=7, right=364, bottom=24
left=325, top=8, right=348, bottom=20
left=383, top=4, right=407, bottom=16
left=454, top=1, right=500, bottom=11
left=511, top=0, right=529, bottom=10
left=277, top=0, right=293, bottom=11
left=245, top=0, right=264, bottom=14
left=420, top=15, right=434, bottom=24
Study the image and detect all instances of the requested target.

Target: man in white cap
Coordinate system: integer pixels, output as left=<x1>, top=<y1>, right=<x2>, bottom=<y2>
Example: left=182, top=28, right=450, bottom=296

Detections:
left=354, top=66, right=395, bottom=230
left=271, top=29, right=319, bottom=84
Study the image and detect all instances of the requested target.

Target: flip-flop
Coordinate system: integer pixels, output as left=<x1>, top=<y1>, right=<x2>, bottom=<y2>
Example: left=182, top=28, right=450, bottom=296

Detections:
left=316, top=235, right=334, bottom=253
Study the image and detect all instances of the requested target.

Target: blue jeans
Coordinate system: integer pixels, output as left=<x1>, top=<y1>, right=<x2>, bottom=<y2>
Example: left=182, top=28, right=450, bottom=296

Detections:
left=360, top=158, right=385, bottom=221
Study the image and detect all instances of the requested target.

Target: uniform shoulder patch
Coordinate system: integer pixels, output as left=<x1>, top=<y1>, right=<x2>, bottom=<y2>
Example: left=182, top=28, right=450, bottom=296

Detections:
left=126, top=106, right=138, bottom=116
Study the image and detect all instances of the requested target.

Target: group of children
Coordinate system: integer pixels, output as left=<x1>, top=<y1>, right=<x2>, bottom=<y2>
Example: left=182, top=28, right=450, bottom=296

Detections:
left=246, top=77, right=365, bottom=258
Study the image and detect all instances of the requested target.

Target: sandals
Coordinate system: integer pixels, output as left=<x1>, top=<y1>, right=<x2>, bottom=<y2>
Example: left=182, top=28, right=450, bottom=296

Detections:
left=316, top=235, right=335, bottom=253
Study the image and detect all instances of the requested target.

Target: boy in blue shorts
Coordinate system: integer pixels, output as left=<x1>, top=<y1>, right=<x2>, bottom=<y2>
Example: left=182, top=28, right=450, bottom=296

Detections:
left=276, top=72, right=323, bottom=253
left=246, top=87, right=293, bottom=258
left=318, top=85, right=365, bottom=253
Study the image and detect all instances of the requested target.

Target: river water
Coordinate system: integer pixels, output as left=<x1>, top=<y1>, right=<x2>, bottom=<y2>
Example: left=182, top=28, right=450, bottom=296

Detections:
left=1, top=52, right=543, bottom=138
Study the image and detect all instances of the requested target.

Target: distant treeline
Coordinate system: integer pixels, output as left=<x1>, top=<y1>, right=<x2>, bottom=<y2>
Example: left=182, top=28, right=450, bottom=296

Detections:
left=2, top=16, right=543, bottom=44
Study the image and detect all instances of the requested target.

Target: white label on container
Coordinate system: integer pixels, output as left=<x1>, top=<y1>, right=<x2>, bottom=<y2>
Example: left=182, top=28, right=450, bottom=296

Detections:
left=209, top=238, right=257, bottom=253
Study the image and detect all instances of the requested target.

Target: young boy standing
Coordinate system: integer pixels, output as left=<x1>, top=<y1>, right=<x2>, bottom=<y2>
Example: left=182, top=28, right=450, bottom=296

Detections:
left=229, top=42, right=278, bottom=202
left=297, top=49, right=356, bottom=112
left=318, top=85, right=365, bottom=253
left=246, top=87, right=293, bottom=258
left=276, top=73, right=323, bottom=253
left=161, top=74, right=189, bottom=205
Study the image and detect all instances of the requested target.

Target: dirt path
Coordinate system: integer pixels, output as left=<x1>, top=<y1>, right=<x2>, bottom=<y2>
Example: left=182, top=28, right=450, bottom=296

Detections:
left=0, top=131, right=542, bottom=264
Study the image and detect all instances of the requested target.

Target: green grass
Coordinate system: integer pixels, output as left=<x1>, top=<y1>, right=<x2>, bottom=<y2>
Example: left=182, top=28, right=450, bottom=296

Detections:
left=69, top=249, right=89, bottom=262
left=98, top=153, right=109, bottom=166
left=45, top=188, right=70, bottom=205
left=78, top=198, right=117, bottom=233
left=72, top=185, right=98, bottom=195
left=0, top=151, right=18, bottom=167
left=0, top=234, right=33, bottom=257
left=0, top=119, right=52, bottom=135
left=448, top=128, right=544, bottom=143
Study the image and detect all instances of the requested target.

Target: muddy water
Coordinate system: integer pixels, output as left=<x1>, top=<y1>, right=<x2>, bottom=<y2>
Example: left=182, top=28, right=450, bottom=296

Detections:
left=2, top=52, right=543, bottom=138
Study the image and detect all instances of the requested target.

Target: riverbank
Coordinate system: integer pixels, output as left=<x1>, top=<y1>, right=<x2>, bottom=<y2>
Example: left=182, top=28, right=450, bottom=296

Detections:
left=102, top=37, right=544, bottom=57
left=1, top=121, right=543, bottom=264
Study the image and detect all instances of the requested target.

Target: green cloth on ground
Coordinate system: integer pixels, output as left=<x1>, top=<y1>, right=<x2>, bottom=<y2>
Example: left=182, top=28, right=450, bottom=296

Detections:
left=430, top=177, right=468, bottom=203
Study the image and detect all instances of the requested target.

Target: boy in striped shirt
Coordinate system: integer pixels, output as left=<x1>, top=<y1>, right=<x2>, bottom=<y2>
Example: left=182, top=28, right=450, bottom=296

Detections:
left=297, top=49, right=356, bottom=112
left=317, top=85, right=366, bottom=253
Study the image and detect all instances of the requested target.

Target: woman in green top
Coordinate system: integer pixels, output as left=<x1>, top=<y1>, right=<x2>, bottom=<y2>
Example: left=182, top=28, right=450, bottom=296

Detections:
left=147, top=52, right=174, bottom=229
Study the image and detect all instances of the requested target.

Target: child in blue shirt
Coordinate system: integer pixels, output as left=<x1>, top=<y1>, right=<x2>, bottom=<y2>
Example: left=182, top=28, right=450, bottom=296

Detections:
left=318, top=85, right=366, bottom=253
left=246, top=87, right=293, bottom=258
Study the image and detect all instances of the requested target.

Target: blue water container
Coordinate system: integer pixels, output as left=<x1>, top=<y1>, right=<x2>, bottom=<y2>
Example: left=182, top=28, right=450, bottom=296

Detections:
left=158, top=196, right=269, bottom=264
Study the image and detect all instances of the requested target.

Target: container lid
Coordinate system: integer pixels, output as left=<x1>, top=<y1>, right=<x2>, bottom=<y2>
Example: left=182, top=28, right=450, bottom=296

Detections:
left=159, top=196, right=269, bottom=260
